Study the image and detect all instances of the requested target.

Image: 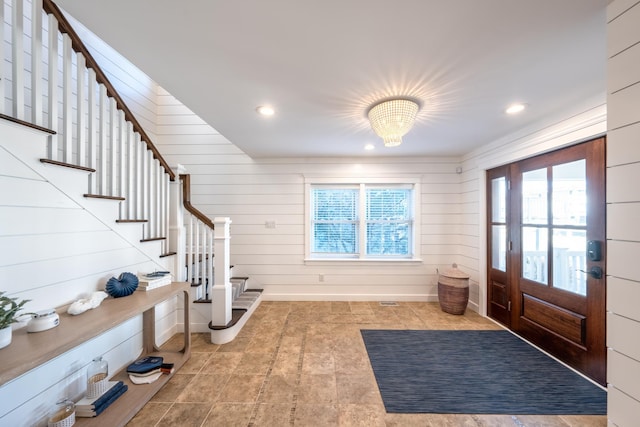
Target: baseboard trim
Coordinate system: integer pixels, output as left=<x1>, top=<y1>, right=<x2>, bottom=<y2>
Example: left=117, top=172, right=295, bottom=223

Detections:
left=260, top=293, right=437, bottom=302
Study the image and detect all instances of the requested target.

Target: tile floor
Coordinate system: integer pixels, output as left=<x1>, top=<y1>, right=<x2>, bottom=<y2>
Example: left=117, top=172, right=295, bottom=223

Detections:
left=127, top=301, right=607, bottom=427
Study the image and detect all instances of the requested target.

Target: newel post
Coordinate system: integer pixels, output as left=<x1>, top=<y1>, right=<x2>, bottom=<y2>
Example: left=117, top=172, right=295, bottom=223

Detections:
left=169, top=164, right=186, bottom=280
left=211, top=217, right=232, bottom=327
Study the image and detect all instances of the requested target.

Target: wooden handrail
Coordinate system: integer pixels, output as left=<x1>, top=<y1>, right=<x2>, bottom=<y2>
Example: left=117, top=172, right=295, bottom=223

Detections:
left=180, top=174, right=214, bottom=228
left=44, top=0, right=175, bottom=181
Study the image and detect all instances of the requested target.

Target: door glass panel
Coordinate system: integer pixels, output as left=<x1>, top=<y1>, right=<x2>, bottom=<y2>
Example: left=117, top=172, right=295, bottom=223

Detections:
left=522, top=168, right=547, bottom=224
left=552, top=160, right=586, bottom=226
left=522, top=226, right=548, bottom=284
left=491, top=177, right=506, bottom=222
left=553, top=229, right=587, bottom=296
left=492, top=225, right=507, bottom=271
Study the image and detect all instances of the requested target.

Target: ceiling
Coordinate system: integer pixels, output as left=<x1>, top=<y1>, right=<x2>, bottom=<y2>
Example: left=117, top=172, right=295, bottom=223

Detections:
left=55, top=0, right=608, bottom=158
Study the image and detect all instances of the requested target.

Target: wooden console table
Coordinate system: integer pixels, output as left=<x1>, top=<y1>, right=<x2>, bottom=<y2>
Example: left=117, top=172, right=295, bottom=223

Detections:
left=0, top=282, right=191, bottom=426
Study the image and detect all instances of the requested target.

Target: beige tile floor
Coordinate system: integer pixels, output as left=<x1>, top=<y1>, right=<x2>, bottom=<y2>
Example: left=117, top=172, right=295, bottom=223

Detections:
left=127, top=301, right=607, bottom=427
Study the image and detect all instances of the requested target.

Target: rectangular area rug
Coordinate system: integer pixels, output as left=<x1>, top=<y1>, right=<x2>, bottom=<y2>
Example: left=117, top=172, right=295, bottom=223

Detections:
left=360, top=329, right=606, bottom=415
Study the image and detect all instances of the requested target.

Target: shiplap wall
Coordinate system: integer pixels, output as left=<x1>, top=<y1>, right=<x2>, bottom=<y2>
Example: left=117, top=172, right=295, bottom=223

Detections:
left=0, top=121, right=172, bottom=426
left=0, top=16, right=178, bottom=426
left=606, top=1, right=640, bottom=425
left=154, top=88, right=468, bottom=303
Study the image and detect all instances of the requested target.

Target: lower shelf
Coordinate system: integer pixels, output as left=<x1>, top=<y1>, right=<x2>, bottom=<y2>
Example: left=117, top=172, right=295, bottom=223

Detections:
left=75, top=349, right=189, bottom=425
left=73, top=283, right=191, bottom=425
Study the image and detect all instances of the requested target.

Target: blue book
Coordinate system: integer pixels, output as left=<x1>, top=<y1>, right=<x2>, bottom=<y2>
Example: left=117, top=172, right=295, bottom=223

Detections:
left=77, top=383, right=128, bottom=417
left=92, top=384, right=128, bottom=416
left=76, top=381, right=124, bottom=409
left=126, top=356, right=163, bottom=374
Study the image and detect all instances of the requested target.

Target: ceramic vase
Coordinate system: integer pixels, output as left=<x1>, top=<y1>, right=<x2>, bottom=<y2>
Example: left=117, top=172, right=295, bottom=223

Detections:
left=0, top=325, right=12, bottom=349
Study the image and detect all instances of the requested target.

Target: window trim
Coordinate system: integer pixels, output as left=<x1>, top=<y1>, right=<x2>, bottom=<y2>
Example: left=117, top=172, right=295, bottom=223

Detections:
left=304, top=176, right=422, bottom=263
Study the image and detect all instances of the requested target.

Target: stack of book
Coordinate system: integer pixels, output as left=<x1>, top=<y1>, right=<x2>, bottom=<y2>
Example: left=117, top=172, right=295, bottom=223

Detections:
left=76, top=380, right=128, bottom=418
left=127, top=356, right=165, bottom=384
left=137, top=271, right=172, bottom=291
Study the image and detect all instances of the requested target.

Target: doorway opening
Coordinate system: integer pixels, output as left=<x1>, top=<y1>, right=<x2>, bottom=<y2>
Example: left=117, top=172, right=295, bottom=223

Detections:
left=486, top=137, right=606, bottom=385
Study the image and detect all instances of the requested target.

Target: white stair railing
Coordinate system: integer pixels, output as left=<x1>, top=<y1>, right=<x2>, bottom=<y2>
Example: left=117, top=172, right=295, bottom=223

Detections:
left=177, top=174, right=218, bottom=301
left=2, top=0, right=174, bottom=251
left=5, top=0, right=236, bottom=334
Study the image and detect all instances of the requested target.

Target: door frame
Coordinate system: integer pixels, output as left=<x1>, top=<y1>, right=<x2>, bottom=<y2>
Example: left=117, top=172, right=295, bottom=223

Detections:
left=483, top=137, right=606, bottom=385
left=475, top=107, right=606, bottom=316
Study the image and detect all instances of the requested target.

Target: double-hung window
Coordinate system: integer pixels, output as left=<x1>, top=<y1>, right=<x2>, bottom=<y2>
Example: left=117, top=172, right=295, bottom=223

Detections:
left=306, top=179, right=420, bottom=260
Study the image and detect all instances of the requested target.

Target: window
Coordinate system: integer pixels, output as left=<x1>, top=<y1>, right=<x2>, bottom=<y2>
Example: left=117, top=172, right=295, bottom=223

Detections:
left=306, top=179, right=419, bottom=260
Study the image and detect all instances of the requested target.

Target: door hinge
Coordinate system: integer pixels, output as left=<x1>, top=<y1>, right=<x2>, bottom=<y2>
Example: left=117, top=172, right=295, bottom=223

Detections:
left=508, top=241, right=513, bottom=251
left=507, top=180, right=511, bottom=190
left=508, top=301, right=512, bottom=312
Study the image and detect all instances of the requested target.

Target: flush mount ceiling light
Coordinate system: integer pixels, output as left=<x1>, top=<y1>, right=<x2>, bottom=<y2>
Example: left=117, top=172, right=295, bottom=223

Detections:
left=367, top=98, right=419, bottom=147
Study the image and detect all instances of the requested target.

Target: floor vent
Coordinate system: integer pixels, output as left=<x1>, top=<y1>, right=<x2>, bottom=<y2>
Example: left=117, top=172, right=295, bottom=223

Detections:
left=379, top=301, right=398, bottom=306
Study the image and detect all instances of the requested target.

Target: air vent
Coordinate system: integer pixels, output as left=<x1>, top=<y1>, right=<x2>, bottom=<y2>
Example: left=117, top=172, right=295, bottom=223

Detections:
left=379, top=301, right=398, bottom=306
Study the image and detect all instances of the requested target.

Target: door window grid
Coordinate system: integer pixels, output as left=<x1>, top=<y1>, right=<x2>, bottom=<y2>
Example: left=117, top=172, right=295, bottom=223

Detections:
left=521, top=161, right=587, bottom=295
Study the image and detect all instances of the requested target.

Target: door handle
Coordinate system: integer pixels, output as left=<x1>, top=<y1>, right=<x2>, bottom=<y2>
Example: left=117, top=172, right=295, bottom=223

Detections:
left=579, top=266, right=603, bottom=279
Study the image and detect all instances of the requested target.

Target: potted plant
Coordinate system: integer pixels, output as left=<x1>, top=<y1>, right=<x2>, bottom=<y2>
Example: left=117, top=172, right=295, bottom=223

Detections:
left=0, top=291, right=31, bottom=349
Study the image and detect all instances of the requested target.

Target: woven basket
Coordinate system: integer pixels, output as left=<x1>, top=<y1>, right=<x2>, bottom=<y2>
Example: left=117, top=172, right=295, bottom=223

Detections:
left=437, top=263, right=470, bottom=315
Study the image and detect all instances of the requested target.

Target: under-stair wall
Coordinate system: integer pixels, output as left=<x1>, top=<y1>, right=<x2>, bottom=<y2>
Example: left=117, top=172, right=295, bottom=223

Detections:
left=0, top=118, right=183, bottom=426
left=0, top=0, right=187, bottom=424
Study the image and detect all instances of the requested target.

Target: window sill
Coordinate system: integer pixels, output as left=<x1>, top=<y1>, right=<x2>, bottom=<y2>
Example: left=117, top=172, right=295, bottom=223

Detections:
left=304, top=258, right=423, bottom=265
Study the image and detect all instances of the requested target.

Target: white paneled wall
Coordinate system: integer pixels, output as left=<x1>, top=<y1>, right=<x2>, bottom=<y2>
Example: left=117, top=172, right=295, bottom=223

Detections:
left=0, top=121, right=175, bottom=426
left=607, top=1, right=640, bottom=425
left=154, top=88, right=465, bottom=303
left=0, top=11, right=177, bottom=425
left=64, top=15, right=479, bottom=307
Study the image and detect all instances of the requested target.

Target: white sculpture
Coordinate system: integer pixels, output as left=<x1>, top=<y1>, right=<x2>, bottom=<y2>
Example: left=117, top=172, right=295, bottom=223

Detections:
left=67, top=291, right=109, bottom=315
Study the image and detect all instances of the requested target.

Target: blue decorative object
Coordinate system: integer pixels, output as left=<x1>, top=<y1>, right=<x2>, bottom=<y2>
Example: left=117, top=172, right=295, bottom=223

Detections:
left=105, top=272, right=139, bottom=298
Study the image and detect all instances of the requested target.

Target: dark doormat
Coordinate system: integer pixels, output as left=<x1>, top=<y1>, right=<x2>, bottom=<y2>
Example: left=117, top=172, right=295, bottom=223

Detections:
left=360, top=329, right=606, bottom=414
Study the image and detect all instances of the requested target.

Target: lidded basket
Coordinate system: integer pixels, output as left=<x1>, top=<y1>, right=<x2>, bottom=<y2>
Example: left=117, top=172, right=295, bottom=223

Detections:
left=437, top=263, right=470, bottom=315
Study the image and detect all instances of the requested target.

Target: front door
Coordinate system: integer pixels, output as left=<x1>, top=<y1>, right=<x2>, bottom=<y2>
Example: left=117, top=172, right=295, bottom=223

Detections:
left=487, top=137, right=606, bottom=385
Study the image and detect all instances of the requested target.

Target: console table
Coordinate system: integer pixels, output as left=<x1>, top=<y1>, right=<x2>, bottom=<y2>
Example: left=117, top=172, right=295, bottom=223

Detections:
left=0, top=282, right=191, bottom=426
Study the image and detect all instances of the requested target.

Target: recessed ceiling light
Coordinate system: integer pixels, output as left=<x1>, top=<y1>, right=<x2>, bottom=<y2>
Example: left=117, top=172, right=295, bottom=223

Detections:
left=505, top=103, right=526, bottom=114
left=256, top=105, right=275, bottom=116
left=364, top=144, right=375, bottom=151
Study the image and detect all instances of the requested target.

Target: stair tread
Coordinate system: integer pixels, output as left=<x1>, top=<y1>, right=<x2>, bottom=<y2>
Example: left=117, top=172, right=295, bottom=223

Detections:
left=159, top=252, right=177, bottom=258
left=209, top=309, right=247, bottom=330
left=84, top=193, right=125, bottom=201
left=140, top=237, right=166, bottom=242
left=40, top=158, right=95, bottom=172
left=2, top=113, right=56, bottom=134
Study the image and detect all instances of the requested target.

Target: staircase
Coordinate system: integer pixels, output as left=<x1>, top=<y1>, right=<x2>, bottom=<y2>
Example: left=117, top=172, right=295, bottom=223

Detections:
left=1, top=0, right=260, bottom=344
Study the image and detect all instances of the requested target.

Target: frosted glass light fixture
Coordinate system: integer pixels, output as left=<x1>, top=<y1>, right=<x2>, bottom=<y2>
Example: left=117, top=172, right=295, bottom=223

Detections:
left=367, top=98, right=419, bottom=147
